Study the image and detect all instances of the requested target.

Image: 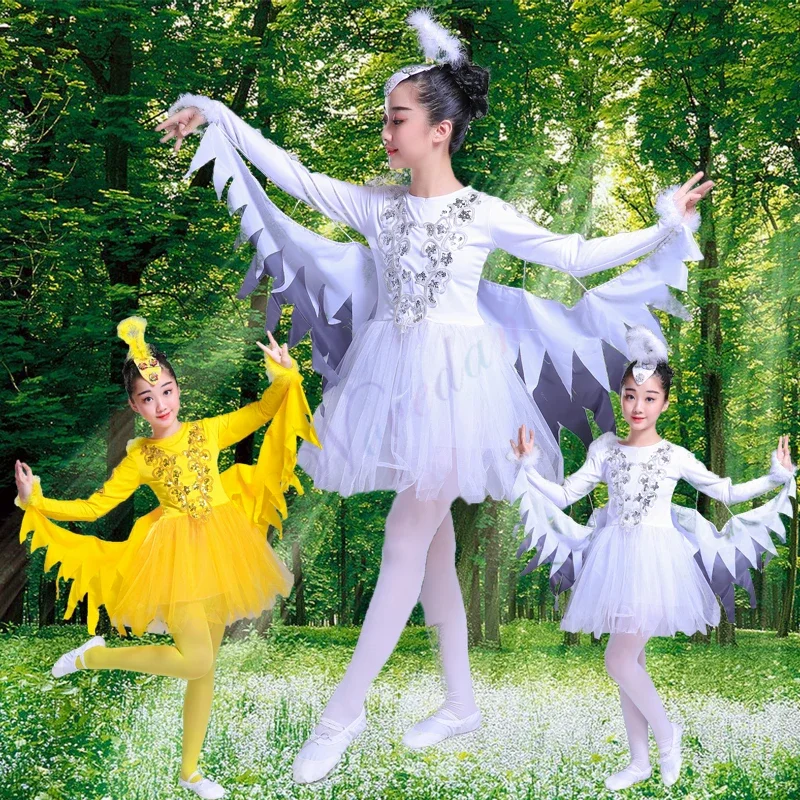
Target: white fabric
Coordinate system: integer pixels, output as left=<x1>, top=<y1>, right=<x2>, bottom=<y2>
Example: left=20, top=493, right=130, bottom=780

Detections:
left=619, top=647, right=651, bottom=770
left=402, top=707, right=482, bottom=749
left=52, top=635, right=105, bottom=678
left=418, top=511, right=477, bottom=718
left=296, top=319, right=560, bottom=501
left=605, top=763, right=652, bottom=791
left=292, top=708, right=367, bottom=784
left=659, top=723, right=684, bottom=786
left=178, top=773, right=225, bottom=799
left=519, top=436, right=789, bottom=636
left=320, top=477, right=460, bottom=727
left=604, top=633, right=673, bottom=749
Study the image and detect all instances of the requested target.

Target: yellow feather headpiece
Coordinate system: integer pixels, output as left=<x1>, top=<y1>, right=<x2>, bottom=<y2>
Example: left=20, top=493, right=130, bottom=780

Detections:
left=117, top=316, right=162, bottom=385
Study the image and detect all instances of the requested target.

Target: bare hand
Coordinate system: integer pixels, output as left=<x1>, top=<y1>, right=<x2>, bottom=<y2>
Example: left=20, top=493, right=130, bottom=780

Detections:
left=257, top=331, right=292, bottom=368
left=155, top=107, right=206, bottom=153
left=776, top=434, right=794, bottom=472
left=673, top=172, right=714, bottom=220
left=14, top=460, right=34, bottom=504
left=510, top=424, right=535, bottom=459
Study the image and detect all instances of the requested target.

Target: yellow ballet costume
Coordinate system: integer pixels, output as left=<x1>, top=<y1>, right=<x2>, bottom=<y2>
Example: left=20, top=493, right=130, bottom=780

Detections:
left=17, top=356, right=319, bottom=637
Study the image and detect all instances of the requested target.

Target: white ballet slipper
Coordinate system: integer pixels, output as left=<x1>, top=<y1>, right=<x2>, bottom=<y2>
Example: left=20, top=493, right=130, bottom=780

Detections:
left=402, top=707, right=482, bottom=749
left=659, top=723, right=683, bottom=787
left=292, top=708, right=367, bottom=784
left=51, top=636, right=105, bottom=678
left=178, top=771, right=225, bottom=799
left=604, top=762, right=652, bottom=791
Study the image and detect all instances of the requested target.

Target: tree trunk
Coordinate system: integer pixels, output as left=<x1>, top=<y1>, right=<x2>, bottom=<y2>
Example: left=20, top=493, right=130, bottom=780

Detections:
left=468, top=561, right=483, bottom=646
left=777, top=321, right=799, bottom=637
left=338, top=498, right=348, bottom=626
left=777, top=496, right=799, bottom=637
left=454, top=498, right=482, bottom=644
left=103, top=26, right=137, bottom=542
left=695, top=82, right=735, bottom=645
left=235, top=293, right=271, bottom=465
left=507, top=568, right=518, bottom=622
left=292, top=539, right=305, bottom=626
left=483, top=502, right=501, bottom=646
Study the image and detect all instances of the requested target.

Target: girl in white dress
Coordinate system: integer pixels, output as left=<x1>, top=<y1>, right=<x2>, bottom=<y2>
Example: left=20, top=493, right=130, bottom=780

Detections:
left=511, top=326, right=796, bottom=790
left=156, top=11, right=712, bottom=784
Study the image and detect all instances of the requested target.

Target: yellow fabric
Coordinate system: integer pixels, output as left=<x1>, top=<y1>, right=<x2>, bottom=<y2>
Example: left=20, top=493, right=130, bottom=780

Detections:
left=18, top=359, right=319, bottom=635
left=80, top=603, right=226, bottom=780
left=182, top=621, right=226, bottom=781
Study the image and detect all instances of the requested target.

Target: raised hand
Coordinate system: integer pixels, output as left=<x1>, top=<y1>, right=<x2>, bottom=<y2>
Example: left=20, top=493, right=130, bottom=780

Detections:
left=510, top=424, right=536, bottom=459
left=14, top=460, right=34, bottom=504
left=776, top=434, right=794, bottom=472
left=257, top=331, right=292, bottom=368
left=155, top=107, right=206, bottom=153
left=673, top=172, right=714, bottom=220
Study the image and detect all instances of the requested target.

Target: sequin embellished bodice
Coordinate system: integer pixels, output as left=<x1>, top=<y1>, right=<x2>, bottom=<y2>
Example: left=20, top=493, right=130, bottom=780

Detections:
left=140, top=423, right=218, bottom=519
left=372, top=187, right=493, bottom=329
left=604, top=441, right=677, bottom=530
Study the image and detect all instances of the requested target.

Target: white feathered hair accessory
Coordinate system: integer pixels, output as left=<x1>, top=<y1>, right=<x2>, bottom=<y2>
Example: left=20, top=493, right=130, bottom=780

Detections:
left=384, top=10, right=467, bottom=96
left=625, top=325, right=669, bottom=385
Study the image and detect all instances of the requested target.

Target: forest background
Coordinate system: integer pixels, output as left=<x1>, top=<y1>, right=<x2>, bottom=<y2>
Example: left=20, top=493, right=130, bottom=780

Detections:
left=1, top=0, right=799, bottom=646
left=2, top=2, right=800, bottom=798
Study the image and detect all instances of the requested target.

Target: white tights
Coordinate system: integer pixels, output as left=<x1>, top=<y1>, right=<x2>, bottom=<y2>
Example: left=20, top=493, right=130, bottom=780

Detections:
left=604, top=633, right=673, bottom=763
left=320, top=477, right=477, bottom=729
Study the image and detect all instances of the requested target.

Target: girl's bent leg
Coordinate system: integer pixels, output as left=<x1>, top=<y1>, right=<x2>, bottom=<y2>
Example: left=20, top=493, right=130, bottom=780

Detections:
left=81, top=603, right=215, bottom=682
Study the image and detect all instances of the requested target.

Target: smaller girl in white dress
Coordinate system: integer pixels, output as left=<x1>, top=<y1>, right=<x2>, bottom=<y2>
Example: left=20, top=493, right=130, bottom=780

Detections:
left=510, top=326, right=796, bottom=791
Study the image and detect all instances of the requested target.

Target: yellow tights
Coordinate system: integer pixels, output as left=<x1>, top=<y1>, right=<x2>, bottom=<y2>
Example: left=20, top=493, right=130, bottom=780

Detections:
left=80, top=603, right=225, bottom=781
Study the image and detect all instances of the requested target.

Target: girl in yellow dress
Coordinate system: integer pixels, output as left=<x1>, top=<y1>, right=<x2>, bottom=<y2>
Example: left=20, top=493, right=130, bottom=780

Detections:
left=14, top=317, right=318, bottom=799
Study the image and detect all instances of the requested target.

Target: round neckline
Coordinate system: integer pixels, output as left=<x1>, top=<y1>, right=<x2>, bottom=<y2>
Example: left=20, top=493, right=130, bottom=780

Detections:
left=615, top=438, right=665, bottom=449
left=406, top=184, right=472, bottom=201
left=143, top=421, right=187, bottom=445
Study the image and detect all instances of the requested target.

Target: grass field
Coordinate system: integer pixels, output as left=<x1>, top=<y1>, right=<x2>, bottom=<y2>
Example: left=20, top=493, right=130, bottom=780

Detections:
left=1, top=622, right=798, bottom=799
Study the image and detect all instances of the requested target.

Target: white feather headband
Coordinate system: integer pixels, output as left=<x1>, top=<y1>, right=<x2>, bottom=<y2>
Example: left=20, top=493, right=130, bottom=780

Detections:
left=625, top=325, right=669, bottom=385
left=384, top=10, right=467, bottom=96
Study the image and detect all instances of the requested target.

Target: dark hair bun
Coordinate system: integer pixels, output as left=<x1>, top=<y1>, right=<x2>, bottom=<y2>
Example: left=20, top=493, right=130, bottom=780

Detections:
left=447, top=64, right=489, bottom=119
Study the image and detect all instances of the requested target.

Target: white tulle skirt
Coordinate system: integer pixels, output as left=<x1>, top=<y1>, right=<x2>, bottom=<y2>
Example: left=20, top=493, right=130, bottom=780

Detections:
left=561, top=523, right=721, bottom=638
left=297, top=318, right=561, bottom=503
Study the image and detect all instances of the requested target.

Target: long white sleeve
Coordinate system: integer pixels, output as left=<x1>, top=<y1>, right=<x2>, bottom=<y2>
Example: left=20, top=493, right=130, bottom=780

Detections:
left=170, top=94, right=377, bottom=236
left=521, top=447, right=605, bottom=509
left=488, top=189, right=698, bottom=277
left=678, top=449, right=794, bottom=506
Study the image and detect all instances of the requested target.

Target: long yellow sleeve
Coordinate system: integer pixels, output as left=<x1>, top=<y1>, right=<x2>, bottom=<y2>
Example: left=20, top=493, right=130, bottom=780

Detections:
left=17, top=455, right=141, bottom=522
left=212, top=357, right=303, bottom=450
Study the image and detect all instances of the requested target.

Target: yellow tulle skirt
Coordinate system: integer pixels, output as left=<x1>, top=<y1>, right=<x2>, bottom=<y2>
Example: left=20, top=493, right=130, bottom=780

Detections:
left=21, top=501, right=292, bottom=636
left=112, top=502, right=292, bottom=634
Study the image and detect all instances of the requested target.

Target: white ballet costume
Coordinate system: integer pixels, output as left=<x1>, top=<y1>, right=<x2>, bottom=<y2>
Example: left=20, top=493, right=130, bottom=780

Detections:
left=169, top=93, right=704, bottom=780
left=518, top=433, right=796, bottom=786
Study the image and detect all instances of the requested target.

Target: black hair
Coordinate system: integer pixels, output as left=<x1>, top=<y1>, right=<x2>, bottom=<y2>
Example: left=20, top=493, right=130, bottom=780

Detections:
left=405, top=62, right=490, bottom=155
left=122, top=347, right=178, bottom=398
left=620, top=361, right=674, bottom=399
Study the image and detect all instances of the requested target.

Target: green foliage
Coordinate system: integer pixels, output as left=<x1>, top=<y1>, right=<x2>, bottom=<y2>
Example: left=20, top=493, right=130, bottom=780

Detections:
left=0, top=623, right=798, bottom=798
left=2, top=0, right=799, bottom=633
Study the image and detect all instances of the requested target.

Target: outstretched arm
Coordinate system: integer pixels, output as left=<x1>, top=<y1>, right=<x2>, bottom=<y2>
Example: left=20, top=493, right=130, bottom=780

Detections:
left=15, top=456, right=141, bottom=522
left=209, top=333, right=305, bottom=450
left=490, top=174, right=712, bottom=277
left=157, top=95, right=376, bottom=235
left=510, top=425, right=604, bottom=509
left=679, top=435, right=796, bottom=506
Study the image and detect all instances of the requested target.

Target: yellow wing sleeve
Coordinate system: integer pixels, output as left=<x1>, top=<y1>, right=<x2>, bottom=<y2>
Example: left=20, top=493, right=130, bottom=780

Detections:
left=211, top=357, right=304, bottom=450
left=16, top=454, right=141, bottom=522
